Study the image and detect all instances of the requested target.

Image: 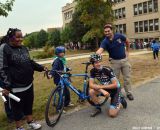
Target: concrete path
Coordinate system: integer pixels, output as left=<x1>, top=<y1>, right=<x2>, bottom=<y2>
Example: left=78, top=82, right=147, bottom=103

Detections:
left=37, top=50, right=152, bottom=65
left=40, top=77, right=160, bottom=130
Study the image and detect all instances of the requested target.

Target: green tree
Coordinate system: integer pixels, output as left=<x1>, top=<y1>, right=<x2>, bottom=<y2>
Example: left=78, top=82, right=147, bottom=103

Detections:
left=70, top=9, right=89, bottom=44
left=35, top=29, right=48, bottom=48
left=23, top=37, right=31, bottom=48
left=61, top=25, right=73, bottom=44
left=0, top=0, right=15, bottom=17
left=48, top=29, right=61, bottom=47
left=23, top=32, right=38, bottom=48
left=75, top=0, right=113, bottom=49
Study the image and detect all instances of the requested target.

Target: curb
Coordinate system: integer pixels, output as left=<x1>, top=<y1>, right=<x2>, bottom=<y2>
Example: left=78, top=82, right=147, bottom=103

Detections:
left=133, top=75, right=160, bottom=88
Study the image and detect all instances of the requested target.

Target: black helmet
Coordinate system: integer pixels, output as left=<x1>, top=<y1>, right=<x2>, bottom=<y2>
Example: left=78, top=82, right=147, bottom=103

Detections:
left=90, top=53, right=102, bottom=64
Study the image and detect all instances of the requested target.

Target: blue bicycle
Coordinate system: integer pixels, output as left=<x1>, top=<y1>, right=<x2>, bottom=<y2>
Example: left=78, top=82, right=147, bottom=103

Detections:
left=44, top=62, right=107, bottom=127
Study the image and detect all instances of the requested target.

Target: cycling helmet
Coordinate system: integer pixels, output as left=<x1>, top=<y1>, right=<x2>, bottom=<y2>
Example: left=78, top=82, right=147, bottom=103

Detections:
left=90, top=53, right=102, bottom=64
left=55, top=46, right=65, bottom=55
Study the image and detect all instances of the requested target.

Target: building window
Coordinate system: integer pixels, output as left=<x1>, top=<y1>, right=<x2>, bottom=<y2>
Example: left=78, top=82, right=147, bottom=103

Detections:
left=148, top=0, right=153, bottom=12
left=134, top=0, right=158, bottom=16
left=138, top=3, right=143, bottom=14
left=149, top=19, right=154, bottom=31
left=153, top=0, right=158, bottom=12
left=123, top=24, right=126, bottom=33
left=115, top=25, right=118, bottom=32
left=135, top=22, right=138, bottom=33
left=64, top=10, right=73, bottom=20
left=119, top=24, right=123, bottom=33
left=113, top=0, right=125, bottom=3
left=64, top=13, right=67, bottom=20
left=143, top=2, right=147, bottom=13
left=118, top=9, right=122, bottom=19
left=154, top=19, right=159, bottom=31
left=139, top=21, right=143, bottom=32
left=122, top=7, right=125, bottom=18
left=115, top=24, right=126, bottom=34
left=144, top=38, right=148, bottom=42
left=114, top=7, right=125, bottom=19
left=144, top=20, right=148, bottom=32
left=115, top=10, right=118, bottom=19
left=134, top=4, right=138, bottom=15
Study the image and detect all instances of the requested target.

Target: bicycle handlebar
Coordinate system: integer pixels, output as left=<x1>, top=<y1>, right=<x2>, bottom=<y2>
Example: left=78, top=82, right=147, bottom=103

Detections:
left=0, top=87, right=21, bottom=102
left=44, top=61, right=91, bottom=79
left=81, top=62, right=91, bottom=65
left=44, top=70, right=71, bottom=79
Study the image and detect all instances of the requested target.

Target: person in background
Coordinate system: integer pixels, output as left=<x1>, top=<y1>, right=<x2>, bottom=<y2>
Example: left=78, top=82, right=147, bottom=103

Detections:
left=151, top=40, right=160, bottom=62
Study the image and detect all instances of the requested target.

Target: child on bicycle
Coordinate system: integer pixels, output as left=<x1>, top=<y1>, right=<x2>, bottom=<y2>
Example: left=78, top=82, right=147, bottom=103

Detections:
left=89, top=54, right=127, bottom=117
left=49, top=46, right=74, bottom=108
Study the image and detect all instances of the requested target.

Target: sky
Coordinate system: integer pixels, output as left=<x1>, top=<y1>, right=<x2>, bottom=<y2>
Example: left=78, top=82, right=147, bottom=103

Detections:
left=0, top=0, right=73, bottom=36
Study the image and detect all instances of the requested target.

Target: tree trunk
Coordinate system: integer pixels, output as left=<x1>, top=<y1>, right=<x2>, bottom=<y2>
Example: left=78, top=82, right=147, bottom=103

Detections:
left=95, top=36, right=99, bottom=49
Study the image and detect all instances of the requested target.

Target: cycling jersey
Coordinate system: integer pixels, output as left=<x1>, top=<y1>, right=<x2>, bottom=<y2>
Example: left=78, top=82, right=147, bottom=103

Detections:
left=90, top=66, right=121, bottom=108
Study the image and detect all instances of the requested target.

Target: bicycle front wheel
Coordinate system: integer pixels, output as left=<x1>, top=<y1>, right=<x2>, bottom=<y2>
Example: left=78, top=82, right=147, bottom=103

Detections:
left=45, top=86, right=65, bottom=127
left=86, top=83, right=108, bottom=106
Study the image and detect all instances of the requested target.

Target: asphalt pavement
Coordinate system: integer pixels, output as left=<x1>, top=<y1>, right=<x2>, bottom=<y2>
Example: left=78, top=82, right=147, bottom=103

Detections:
left=40, top=77, right=160, bottom=130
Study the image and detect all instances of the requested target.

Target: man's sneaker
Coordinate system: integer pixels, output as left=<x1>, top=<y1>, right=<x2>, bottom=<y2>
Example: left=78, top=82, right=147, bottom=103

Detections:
left=62, top=110, right=66, bottom=114
left=67, top=103, right=74, bottom=107
left=90, top=108, right=101, bottom=117
left=15, top=127, right=25, bottom=130
left=28, top=121, right=41, bottom=130
left=121, top=97, right=127, bottom=109
left=127, top=92, right=134, bottom=101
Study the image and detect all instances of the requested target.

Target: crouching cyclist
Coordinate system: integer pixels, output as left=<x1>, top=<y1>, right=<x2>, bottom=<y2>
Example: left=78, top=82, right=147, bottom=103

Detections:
left=89, top=54, right=127, bottom=117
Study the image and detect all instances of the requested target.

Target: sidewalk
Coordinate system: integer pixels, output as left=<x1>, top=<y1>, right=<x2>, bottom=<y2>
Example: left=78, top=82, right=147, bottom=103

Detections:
left=40, top=77, right=160, bottom=130
left=37, top=50, right=152, bottom=65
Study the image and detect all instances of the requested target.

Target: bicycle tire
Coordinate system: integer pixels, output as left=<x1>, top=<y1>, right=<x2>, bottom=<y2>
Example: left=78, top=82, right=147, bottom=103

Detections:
left=86, top=83, right=108, bottom=106
left=45, top=86, right=65, bottom=127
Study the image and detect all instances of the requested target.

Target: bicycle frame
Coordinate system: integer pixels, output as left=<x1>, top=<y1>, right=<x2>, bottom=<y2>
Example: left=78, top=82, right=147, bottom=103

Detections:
left=57, top=62, right=91, bottom=101
left=58, top=73, right=90, bottom=100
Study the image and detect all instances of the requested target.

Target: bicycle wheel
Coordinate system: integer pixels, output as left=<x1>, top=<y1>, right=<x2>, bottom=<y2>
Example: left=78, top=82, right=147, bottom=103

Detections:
left=86, top=83, right=107, bottom=106
left=45, top=86, right=65, bottom=127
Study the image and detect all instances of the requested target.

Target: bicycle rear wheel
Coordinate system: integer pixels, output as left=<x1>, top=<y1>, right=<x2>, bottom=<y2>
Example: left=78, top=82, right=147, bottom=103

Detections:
left=86, top=83, right=108, bottom=106
left=45, top=86, right=65, bottom=127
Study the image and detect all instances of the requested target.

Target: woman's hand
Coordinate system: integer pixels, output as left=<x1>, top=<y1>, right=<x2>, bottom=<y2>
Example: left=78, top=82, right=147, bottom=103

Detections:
left=48, top=74, right=52, bottom=79
left=2, top=89, right=10, bottom=96
left=43, top=66, right=48, bottom=71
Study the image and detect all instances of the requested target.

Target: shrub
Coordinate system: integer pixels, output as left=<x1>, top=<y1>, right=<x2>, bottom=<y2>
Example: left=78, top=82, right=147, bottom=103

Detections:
left=33, top=44, right=54, bottom=59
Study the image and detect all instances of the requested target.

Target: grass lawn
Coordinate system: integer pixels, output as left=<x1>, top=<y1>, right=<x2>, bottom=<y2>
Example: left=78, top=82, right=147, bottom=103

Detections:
left=0, top=52, right=159, bottom=130
left=29, top=49, right=92, bottom=59
left=29, top=48, right=146, bottom=59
